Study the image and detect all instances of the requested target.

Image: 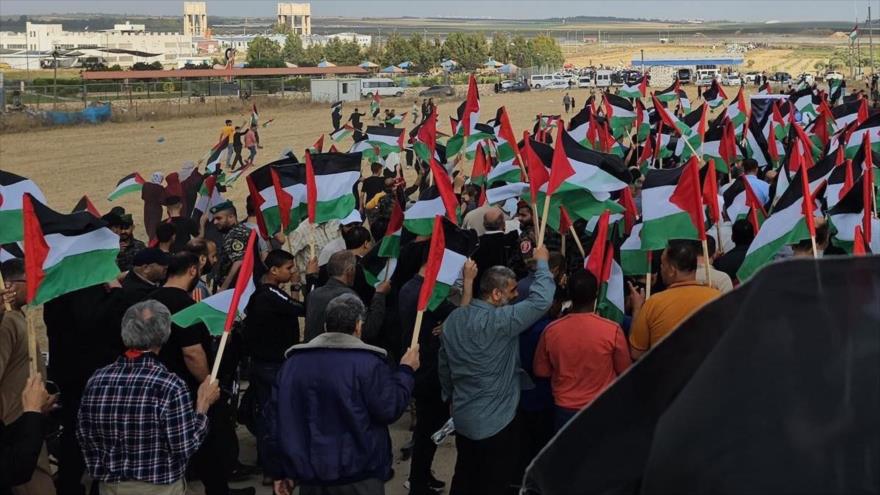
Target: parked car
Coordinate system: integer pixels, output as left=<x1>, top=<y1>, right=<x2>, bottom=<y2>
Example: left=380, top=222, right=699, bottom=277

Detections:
left=594, top=70, right=613, bottom=88
left=418, top=85, right=455, bottom=97
left=361, top=78, right=404, bottom=97
left=770, top=72, right=792, bottom=84
left=796, top=73, right=815, bottom=85
left=577, top=75, right=594, bottom=88
left=677, top=68, right=692, bottom=84
left=721, top=72, right=742, bottom=86
left=743, top=71, right=761, bottom=84
left=501, top=80, right=530, bottom=92
left=824, top=71, right=844, bottom=81
left=529, top=74, right=568, bottom=89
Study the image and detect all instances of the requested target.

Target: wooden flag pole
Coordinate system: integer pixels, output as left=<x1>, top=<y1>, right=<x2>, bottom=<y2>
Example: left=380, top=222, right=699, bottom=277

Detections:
left=569, top=225, right=586, bottom=257
left=26, top=310, right=38, bottom=376
left=715, top=222, right=725, bottom=256
left=810, top=234, right=819, bottom=258
left=308, top=222, right=316, bottom=260
left=0, top=271, right=11, bottom=312
left=410, top=310, right=425, bottom=349
left=561, top=233, right=566, bottom=256
left=383, top=258, right=392, bottom=282
left=701, top=238, right=712, bottom=286
left=537, top=194, right=552, bottom=248
left=209, top=331, right=229, bottom=382
left=645, top=251, right=653, bottom=300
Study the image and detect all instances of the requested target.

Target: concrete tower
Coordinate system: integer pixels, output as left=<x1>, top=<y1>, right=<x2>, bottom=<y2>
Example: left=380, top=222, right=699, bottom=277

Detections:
left=183, top=2, right=208, bottom=37
left=277, top=3, right=311, bottom=35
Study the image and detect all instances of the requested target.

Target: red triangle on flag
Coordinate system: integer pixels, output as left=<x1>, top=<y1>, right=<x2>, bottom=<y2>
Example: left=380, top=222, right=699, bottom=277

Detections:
left=417, top=216, right=446, bottom=312
left=223, top=229, right=257, bottom=334
left=547, top=125, right=575, bottom=195
left=702, top=159, right=720, bottom=224
left=22, top=194, right=49, bottom=304
left=429, top=158, right=459, bottom=225
left=585, top=209, right=611, bottom=283
left=669, top=157, right=706, bottom=240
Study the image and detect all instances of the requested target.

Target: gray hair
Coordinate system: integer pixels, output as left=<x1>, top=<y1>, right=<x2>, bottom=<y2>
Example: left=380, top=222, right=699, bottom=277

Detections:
left=327, top=250, right=357, bottom=278
left=480, top=266, right=517, bottom=297
left=121, top=300, right=172, bottom=350
left=325, top=293, right=366, bottom=334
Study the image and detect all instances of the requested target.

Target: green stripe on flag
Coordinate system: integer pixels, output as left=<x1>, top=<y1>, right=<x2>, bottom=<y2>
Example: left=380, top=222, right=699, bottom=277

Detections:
left=33, top=249, right=119, bottom=306
left=0, top=209, right=23, bottom=244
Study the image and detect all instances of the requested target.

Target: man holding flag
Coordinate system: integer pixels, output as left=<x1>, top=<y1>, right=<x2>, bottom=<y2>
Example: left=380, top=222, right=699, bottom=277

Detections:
left=439, top=245, right=554, bottom=495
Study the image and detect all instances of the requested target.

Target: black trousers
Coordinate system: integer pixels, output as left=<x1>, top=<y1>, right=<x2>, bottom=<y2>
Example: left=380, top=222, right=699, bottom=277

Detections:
left=516, top=408, right=554, bottom=480
left=408, top=388, right=449, bottom=494
left=55, top=378, right=98, bottom=495
left=300, top=478, right=384, bottom=495
left=450, top=413, right=523, bottom=495
left=232, top=145, right=244, bottom=168
left=190, top=398, right=234, bottom=495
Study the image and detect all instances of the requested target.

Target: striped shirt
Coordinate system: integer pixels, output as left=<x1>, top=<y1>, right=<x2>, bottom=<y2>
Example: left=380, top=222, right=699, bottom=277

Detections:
left=77, top=353, right=208, bottom=485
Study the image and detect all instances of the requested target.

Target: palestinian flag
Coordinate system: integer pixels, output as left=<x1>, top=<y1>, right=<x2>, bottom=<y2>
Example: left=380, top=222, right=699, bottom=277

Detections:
left=72, top=195, right=101, bottom=218
left=655, top=80, right=680, bottom=103
left=724, top=87, right=749, bottom=133
left=362, top=242, right=398, bottom=287
left=831, top=98, right=867, bottom=132
left=722, top=176, right=768, bottom=233
left=417, top=216, right=478, bottom=312
left=404, top=186, right=457, bottom=236
left=0, top=243, right=24, bottom=262
left=370, top=93, right=381, bottom=117
left=757, top=81, right=772, bottom=95
left=825, top=158, right=859, bottom=210
left=306, top=151, right=362, bottom=224
left=828, top=174, right=872, bottom=252
left=378, top=200, right=403, bottom=258
left=737, top=167, right=817, bottom=281
left=108, top=172, right=145, bottom=201
left=385, top=112, right=407, bottom=126
left=639, top=160, right=704, bottom=251
left=173, top=230, right=259, bottom=335
left=843, top=113, right=880, bottom=159
left=203, top=137, right=227, bottom=171
left=604, top=92, right=636, bottom=138
left=22, top=195, right=120, bottom=306
left=849, top=25, right=859, bottom=41
left=355, top=125, right=406, bottom=159
left=702, top=119, right=739, bottom=174
left=672, top=105, right=708, bottom=161
left=617, top=75, right=647, bottom=99
left=0, top=171, right=46, bottom=245
left=246, top=156, right=305, bottom=237
left=790, top=87, right=818, bottom=120
left=634, top=99, right=652, bottom=143
left=307, top=135, right=325, bottom=154
left=829, top=79, right=846, bottom=105
left=703, top=79, right=728, bottom=109
left=652, top=94, right=691, bottom=137
left=487, top=182, right=529, bottom=206
left=491, top=107, right=522, bottom=166
left=584, top=210, right=624, bottom=323
left=446, top=74, right=487, bottom=158
left=620, top=223, right=651, bottom=276
left=412, top=105, right=439, bottom=163
left=192, top=174, right=225, bottom=218
left=470, top=144, right=491, bottom=187
left=568, top=105, right=594, bottom=145
left=677, top=89, right=692, bottom=113
left=331, top=125, right=354, bottom=143
left=546, top=126, right=631, bottom=196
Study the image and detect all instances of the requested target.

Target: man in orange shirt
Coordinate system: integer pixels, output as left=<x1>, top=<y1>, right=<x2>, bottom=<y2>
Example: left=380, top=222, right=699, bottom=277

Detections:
left=534, top=270, right=631, bottom=430
left=219, top=119, right=235, bottom=168
left=628, top=239, right=720, bottom=360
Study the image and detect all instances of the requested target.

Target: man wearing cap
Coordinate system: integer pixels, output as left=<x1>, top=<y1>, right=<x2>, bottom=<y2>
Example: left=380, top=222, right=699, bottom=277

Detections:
left=211, top=201, right=253, bottom=291
left=105, top=210, right=146, bottom=272
left=121, top=248, right=170, bottom=306
left=163, top=195, right=201, bottom=254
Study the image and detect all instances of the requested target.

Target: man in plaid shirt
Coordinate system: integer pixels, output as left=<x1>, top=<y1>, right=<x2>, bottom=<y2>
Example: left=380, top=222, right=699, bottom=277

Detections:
left=77, top=300, right=220, bottom=495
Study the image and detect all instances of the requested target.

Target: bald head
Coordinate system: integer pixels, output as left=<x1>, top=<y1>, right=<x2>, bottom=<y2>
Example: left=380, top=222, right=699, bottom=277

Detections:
left=483, top=207, right=505, bottom=233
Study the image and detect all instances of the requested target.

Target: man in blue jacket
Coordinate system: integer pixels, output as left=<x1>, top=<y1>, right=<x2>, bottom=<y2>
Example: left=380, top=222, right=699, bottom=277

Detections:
left=267, top=293, right=420, bottom=495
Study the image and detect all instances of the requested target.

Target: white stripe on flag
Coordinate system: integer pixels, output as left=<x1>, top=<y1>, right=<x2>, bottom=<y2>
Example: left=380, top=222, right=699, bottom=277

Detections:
left=437, top=248, right=468, bottom=286
left=314, top=171, right=360, bottom=202
left=486, top=182, right=528, bottom=205
left=405, top=196, right=445, bottom=221
left=641, top=185, right=684, bottom=221
left=0, top=180, right=46, bottom=211
left=43, top=229, right=119, bottom=270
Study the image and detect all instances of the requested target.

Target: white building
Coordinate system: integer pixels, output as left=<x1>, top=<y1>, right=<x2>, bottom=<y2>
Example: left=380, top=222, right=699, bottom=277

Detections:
left=213, top=33, right=287, bottom=52
left=326, top=32, right=372, bottom=48
left=0, top=22, right=195, bottom=68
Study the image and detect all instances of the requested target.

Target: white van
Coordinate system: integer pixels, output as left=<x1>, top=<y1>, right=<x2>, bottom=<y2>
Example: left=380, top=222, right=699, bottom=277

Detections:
left=594, top=70, right=613, bottom=88
left=578, top=75, right=594, bottom=88
left=529, top=74, right=568, bottom=89
left=361, top=78, right=404, bottom=97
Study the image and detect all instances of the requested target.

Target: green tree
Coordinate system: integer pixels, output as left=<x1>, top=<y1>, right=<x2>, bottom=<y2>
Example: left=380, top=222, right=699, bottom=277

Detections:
left=382, top=32, right=415, bottom=67
left=509, top=35, right=533, bottom=68
left=442, top=32, right=488, bottom=70
left=529, top=34, right=564, bottom=69
left=323, top=38, right=362, bottom=66
left=282, top=33, right=305, bottom=65
left=490, top=32, right=510, bottom=63
left=246, top=36, right=284, bottom=68
left=300, top=44, right=325, bottom=67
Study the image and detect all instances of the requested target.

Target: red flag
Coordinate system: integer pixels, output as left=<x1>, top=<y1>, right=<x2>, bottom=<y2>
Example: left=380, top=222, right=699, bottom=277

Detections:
left=800, top=164, right=816, bottom=240
left=742, top=176, right=768, bottom=234
left=703, top=159, right=720, bottom=224
left=587, top=111, right=600, bottom=149
left=638, top=75, right=648, bottom=97
left=429, top=157, right=459, bottom=225
left=840, top=159, right=855, bottom=199
left=652, top=94, right=682, bottom=136
left=417, top=216, right=445, bottom=312
left=767, top=121, right=780, bottom=164
left=585, top=209, right=611, bottom=283
left=858, top=98, right=870, bottom=125
left=449, top=116, right=459, bottom=136
left=669, top=156, right=706, bottom=240
left=223, top=229, right=257, bottom=333
left=618, top=186, right=638, bottom=235
left=385, top=200, right=404, bottom=237
left=863, top=141, right=874, bottom=242
left=271, top=166, right=293, bottom=234
left=853, top=225, right=868, bottom=256
left=328, top=144, right=338, bottom=153
left=792, top=123, right=815, bottom=169
left=559, top=206, right=573, bottom=233
left=547, top=125, right=574, bottom=195
left=72, top=195, right=101, bottom=218
left=720, top=119, right=738, bottom=169
left=22, top=194, right=48, bottom=304
left=523, top=131, right=549, bottom=205
left=461, top=74, right=480, bottom=138
left=638, top=134, right=654, bottom=168
left=471, top=144, right=490, bottom=185
left=246, top=175, right=270, bottom=239
left=497, top=106, right=520, bottom=166
left=305, top=152, right=317, bottom=224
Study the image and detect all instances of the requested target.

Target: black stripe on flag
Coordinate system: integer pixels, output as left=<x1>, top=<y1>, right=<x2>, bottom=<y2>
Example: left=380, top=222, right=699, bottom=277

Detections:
left=0, top=170, right=29, bottom=187
left=365, top=125, right=404, bottom=139
left=643, top=164, right=687, bottom=190
left=828, top=176, right=865, bottom=215
left=308, top=152, right=362, bottom=176
left=440, top=216, right=479, bottom=258
left=114, top=172, right=139, bottom=187
left=561, top=130, right=632, bottom=183
left=29, top=196, right=110, bottom=236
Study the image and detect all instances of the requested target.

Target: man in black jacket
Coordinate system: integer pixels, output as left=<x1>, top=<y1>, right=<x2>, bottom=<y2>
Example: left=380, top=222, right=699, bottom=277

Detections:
left=120, top=248, right=169, bottom=306
left=470, top=207, right=525, bottom=293
left=714, top=219, right=754, bottom=283
left=243, top=249, right=305, bottom=480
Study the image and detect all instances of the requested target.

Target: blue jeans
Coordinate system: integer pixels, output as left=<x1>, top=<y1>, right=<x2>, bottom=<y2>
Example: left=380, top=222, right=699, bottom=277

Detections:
left=225, top=143, right=234, bottom=166
left=554, top=405, right=579, bottom=432
left=247, top=146, right=257, bottom=163
left=249, top=359, right=281, bottom=468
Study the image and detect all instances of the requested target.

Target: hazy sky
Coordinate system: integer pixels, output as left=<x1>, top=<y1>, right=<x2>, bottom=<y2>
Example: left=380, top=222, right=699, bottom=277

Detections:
left=0, top=0, right=875, bottom=22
